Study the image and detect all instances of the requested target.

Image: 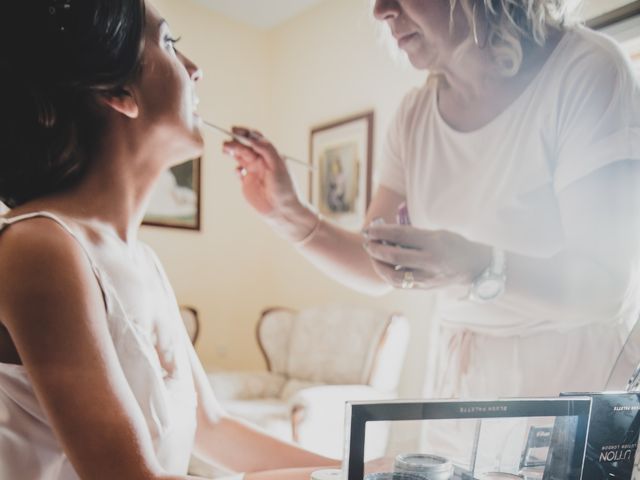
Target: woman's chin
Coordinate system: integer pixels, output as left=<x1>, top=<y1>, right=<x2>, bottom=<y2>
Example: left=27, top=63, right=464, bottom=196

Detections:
left=184, top=121, right=206, bottom=155
left=170, top=138, right=204, bottom=166
left=187, top=138, right=205, bottom=159
left=408, top=54, right=436, bottom=71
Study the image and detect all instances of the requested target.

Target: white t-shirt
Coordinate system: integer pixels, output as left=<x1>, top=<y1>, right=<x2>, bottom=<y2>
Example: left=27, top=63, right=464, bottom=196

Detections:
left=378, top=26, right=640, bottom=397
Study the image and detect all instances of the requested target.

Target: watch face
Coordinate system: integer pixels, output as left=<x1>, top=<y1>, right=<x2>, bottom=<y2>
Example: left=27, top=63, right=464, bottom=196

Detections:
left=476, top=278, right=503, bottom=300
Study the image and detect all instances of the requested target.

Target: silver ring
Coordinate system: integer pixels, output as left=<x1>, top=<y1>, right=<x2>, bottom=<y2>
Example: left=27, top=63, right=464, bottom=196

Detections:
left=401, top=270, right=414, bottom=289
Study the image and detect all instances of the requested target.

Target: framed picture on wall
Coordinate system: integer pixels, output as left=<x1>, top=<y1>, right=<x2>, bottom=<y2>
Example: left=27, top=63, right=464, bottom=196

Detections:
left=309, top=111, right=374, bottom=229
left=589, top=1, right=640, bottom=76
left=143, top=158, right=201, bottom=230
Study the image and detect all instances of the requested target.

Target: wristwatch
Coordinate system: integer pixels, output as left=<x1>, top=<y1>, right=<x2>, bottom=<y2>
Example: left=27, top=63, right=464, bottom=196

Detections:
left=468, top=248, right=506, bottom=302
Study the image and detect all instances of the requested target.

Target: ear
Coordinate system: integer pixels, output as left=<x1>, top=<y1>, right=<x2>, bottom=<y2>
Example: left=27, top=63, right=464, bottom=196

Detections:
left=98, top=86, right=139, bottom=119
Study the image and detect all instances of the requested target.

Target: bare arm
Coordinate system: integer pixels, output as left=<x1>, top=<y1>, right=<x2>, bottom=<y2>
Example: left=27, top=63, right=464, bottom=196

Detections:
left=287, top=186, right=405, bottom=295
left=0, top=219, right=205, bottom=480
left=225, top=127, right=640, bottom=321
left=224, top=129, right=403, bottom=295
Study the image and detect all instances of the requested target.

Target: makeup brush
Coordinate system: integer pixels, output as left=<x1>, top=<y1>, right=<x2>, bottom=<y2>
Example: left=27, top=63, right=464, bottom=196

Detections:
left=203, top=120, right=315, bottom=171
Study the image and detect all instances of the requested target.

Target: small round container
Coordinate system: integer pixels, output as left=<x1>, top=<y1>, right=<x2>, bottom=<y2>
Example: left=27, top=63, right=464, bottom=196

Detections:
left=310, top=469, right=343, bottom=480
left=364, top=472, right=428, bottom=480
left=394, top=453, right=453, bottom=480
left=478, top=473, right=524, bottom=479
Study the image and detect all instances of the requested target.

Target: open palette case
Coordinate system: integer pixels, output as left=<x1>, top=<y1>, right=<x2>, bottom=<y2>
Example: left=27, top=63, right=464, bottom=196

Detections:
left=341, top=398, right=591, bottom=480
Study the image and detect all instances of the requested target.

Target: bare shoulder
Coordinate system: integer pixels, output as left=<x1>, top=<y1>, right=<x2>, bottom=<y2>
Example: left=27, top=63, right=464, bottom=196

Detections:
left=0, top=215, right=88, bottom=277
left=0, top=216, right=166, bottom=478
left=0, top=216, right=101, bottom=328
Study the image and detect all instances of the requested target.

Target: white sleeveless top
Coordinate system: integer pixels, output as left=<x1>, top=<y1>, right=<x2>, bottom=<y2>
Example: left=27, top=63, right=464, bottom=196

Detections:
left=0, top=212, right=198, bottom=479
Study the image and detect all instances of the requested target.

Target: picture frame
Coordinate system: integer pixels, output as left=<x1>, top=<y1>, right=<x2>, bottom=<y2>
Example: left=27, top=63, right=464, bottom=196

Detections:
left=589, top=1, right=640, bottom=77
left=309, top=111, right=374, bottom=229
left=143, top=158, right=201, bottom=230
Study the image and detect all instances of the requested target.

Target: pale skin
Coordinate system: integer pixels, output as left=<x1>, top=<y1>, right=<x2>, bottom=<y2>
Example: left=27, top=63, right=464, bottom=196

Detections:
left=0, top=4, right=335, bottom=480
left=225, top=0, right=640, bottom=323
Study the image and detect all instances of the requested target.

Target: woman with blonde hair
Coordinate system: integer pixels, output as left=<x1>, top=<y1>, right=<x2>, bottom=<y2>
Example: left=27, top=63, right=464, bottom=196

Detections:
left=0, top=1, right=337, bottom=479
left=227, top=0, right=640, bottom=404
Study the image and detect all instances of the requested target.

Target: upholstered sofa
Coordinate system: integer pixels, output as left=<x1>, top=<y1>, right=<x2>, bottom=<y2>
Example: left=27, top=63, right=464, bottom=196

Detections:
left=207, top=305, right=410, bottom=459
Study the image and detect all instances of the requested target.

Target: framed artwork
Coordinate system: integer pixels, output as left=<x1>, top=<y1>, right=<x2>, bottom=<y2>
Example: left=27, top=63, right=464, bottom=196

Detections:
left=589, top=1, right=640, bottom=76
left=309, top=111, right=374, bottom=229
left=143, top=158, right=201, bottom=230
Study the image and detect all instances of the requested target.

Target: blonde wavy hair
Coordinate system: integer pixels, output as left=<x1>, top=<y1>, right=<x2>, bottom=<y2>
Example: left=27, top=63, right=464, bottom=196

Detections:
left=453, top=0, right=583, bottom=76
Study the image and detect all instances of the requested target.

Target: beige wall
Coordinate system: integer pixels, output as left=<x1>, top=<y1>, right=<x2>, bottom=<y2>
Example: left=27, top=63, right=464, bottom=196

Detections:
left=144, top=0, right=436, bottom=398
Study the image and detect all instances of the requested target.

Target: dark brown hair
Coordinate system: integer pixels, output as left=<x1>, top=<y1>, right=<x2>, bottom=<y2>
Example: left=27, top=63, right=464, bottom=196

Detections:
left=0, top=0, right=146, bottom=207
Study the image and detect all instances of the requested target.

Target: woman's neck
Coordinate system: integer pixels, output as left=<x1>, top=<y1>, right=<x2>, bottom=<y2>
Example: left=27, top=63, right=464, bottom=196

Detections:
left=27, top=132, right=169, bottom=245
left=436, top=29, right=564, bottom=132
left=68, top=164, right=157, bottom=244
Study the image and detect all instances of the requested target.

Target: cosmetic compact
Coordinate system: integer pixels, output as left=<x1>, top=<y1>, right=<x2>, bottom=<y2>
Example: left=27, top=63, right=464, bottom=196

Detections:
left=393, top=453, right=452, bottom=480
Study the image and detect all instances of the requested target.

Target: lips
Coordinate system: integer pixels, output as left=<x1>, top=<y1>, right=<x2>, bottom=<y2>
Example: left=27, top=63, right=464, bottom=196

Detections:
left=395, top=32, right=418, bottom=48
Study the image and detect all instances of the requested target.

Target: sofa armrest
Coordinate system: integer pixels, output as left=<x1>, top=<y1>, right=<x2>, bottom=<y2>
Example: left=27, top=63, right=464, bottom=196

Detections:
left=288, top=384, right=393, bottom=408
left=207, top=371, right=286, bottom=401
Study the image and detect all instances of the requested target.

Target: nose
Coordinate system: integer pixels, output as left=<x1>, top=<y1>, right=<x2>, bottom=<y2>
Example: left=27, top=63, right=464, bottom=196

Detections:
left=373, top=0, right=400, bottom=21
left=179, top=51, right=203, bottom=83
left=191, top=65, right=203, bottom=83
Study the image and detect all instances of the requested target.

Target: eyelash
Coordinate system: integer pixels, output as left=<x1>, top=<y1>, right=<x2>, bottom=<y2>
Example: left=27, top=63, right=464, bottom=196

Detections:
left=164, top=35, right=181, bottom=51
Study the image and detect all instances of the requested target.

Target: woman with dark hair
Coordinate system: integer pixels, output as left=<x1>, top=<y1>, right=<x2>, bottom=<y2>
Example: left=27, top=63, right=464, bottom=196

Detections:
left=0, top=2, right=335, bottom=479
